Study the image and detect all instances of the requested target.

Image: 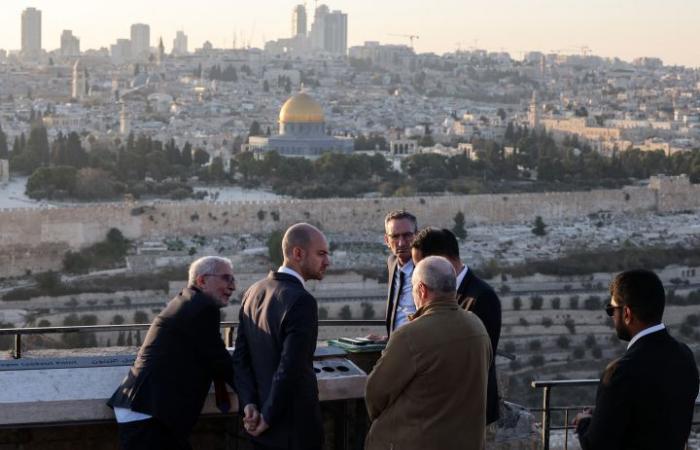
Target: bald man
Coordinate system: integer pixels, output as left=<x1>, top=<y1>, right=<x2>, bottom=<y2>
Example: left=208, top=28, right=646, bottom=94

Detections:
left=233, top=223, right=330, bottom=450
left=365, top=256, right=492, bottom=450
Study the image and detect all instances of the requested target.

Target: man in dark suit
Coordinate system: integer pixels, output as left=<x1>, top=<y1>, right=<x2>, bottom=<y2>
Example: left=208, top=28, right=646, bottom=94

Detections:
left=107, top=256, right=237, bottom=450
left=233, top=223, right=330, bottom=450
left=411, top=228, right=502, bottom=427
left=383, top=210, right=418, bottom=336
left=574, top=269, right=699, bottom=450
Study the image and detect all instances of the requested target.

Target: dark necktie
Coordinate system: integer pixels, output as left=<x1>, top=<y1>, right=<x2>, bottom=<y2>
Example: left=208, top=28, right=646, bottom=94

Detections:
left=392, top=270, right=405, bottom=329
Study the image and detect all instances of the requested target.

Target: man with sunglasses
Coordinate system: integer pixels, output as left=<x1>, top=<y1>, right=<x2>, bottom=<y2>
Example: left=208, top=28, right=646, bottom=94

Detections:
left=574, top=269, right=699, bottom=450
left=108, top=256, right=237, bottom=450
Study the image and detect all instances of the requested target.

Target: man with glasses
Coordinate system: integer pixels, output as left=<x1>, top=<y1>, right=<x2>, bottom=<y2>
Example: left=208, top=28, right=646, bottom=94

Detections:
left=382, top=210, right=418, bottom=336
left=233, top=223, right=330, bottom=450
left=574, top=269, right=699, bottom=450
left=108, top=256, right=237, bottom=450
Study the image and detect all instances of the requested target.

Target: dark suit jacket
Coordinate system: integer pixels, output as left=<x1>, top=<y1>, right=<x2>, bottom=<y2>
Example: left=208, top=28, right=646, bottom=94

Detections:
left=232, top=272, right=323, bottom=450
left=577, top=329, right=699, bottom=450
left=456, top=270, right=502, bottom=425
left=107, top=286, right=235, bottom=438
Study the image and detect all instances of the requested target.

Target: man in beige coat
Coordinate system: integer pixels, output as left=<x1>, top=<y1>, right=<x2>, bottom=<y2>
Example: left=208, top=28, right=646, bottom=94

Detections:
left=365, top=256, right=492, bottom=450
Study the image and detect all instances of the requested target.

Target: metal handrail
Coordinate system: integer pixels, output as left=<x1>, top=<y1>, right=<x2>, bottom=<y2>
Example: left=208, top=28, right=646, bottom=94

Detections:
left=531, top=379, right=700, bottom=450
left=0, top=319, right=386, bottom=359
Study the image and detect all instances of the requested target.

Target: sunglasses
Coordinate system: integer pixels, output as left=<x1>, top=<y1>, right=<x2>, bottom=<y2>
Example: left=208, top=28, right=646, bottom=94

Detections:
left=604, top=303, right=623, bottom=317
left=205, top=273, right=236, bottom=284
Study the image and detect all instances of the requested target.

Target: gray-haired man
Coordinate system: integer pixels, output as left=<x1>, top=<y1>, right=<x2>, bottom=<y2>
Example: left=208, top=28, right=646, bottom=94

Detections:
left=108, top=256, right=237, bottom=450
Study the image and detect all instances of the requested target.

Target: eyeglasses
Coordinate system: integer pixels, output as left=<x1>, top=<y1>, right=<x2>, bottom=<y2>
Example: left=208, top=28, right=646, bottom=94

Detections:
left=605, top=303, right=623, bottom=317
left=387, top=231, right=415, bottom=241
left=205, top=274, right=236, bottom=284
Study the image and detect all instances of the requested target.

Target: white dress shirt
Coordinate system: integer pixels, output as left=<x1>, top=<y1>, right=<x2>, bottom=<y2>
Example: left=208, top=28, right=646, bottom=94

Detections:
left=627, top=323, right=665, bottom=350
left=278, top=266, right=305, bottom=287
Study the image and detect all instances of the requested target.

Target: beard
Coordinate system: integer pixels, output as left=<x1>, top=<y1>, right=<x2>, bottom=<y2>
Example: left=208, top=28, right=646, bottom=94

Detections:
left=615, top=321, right=632, bottom=341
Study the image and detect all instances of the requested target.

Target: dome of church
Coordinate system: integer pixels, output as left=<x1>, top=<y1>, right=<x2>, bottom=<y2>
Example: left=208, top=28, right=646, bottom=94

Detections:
left=279, top=92, right=324, bottom=123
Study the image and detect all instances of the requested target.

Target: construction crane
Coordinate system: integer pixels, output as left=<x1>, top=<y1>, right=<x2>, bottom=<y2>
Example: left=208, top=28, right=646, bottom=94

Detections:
left=388, top=34, right=420, bottom=50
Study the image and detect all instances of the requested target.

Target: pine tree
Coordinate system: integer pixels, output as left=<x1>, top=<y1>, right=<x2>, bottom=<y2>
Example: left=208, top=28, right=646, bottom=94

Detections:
left=452, top=211, right=467, bottom=240
left=0, top=123, right=8, bottom=159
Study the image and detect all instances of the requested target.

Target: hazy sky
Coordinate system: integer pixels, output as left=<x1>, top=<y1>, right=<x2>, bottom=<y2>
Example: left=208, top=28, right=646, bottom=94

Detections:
left=2, top=0, right=699, bottom=67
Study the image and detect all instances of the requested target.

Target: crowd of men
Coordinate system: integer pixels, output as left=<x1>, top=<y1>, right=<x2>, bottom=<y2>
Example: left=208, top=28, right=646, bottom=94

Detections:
left=107, top=210, right=699, bottom=450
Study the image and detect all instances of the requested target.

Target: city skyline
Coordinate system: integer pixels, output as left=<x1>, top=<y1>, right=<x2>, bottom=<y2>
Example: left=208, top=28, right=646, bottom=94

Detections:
left=1, top=0, right=699, bottom=67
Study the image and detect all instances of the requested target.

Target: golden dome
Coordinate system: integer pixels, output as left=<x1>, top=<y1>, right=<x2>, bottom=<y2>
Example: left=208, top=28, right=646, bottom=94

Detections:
left=279, top=92, right=325, bottom=123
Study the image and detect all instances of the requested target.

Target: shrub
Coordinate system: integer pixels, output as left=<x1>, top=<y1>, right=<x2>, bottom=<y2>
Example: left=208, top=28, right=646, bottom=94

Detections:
left=513, top=297, right=522, bottom=311
left=519, top=317, right=529, bottom=327
left=542, top=317, right=553, bottom=328
left=530, top=295, right=543, bottom=310
left=564, top=318, right=576, bottom=334
left=529, top=340, right=542, bottom=351
left=569, top=295, right=580, bottom=310
left=551, top=297, right=561, bottom=309
left=339, top=305, right=352, bottom=320
left=556, top=335, right=570, bottom=349
left=529, top=354, right=545, bottom=367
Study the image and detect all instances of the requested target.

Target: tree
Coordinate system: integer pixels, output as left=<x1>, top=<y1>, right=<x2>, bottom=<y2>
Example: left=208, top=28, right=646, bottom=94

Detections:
left=0, top=123, right=8, bottom=159
left=193, top=148, right=210, bottom=166
left=551, top=297, right=561, bottom=309
left=263, top=79, right=270, bottom=92
left=111, top=314, right=125, bottom=325
left=318, top=307, right=328, bottom=320
left=209, top=156, right=225, bottom=181
left=266, top=230, right=284, bottom=266
left=133, top=310, right=149, bottom=323
left=361, top=302, right=375, bottom=319
left=181, top=142, right=192, bottom=167
left=249, top=121, right=263, bottom=137
left=25, top=123, right=50, bottom=170
left=513, top=296, right=522, bottom=311
left=452, top=211, right=467, bottom=240
left=530, top=295, right=543, bottom=310
left=556, top=335, right=570, bottom=349
left=339, top=305, right=352, bottom=320
left=531, top=216, right=547, bottom=236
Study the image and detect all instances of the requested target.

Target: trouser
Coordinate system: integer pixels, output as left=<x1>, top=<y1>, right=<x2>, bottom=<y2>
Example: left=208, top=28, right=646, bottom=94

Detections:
left=117, top=418, right=192, bottom=450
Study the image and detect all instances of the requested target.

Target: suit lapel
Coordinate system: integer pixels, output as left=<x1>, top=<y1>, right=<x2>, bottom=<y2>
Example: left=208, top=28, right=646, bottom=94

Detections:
left=386, top=256, right=399, bottom=334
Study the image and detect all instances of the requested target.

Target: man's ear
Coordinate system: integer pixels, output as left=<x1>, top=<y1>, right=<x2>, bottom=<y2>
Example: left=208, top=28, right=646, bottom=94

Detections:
left=194, top=275, right=206, bottom=288
left=292, top=246, right=304, bottom=261
left=383, top=234, right=390, bottom=247
left=623, top=305, right=633, bottom=325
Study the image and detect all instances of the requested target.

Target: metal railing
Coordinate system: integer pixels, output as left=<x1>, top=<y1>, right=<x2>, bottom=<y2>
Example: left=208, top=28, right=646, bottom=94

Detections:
left=531, top=379, right=700, bottom=450
left=0, top=319, right=386, bottom=359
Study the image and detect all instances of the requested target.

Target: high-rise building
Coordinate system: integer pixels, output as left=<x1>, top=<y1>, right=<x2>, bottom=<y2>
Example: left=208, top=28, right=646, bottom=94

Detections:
left=110, top=39, right=132, bottom=65
left=130, top=23, right=150, bottom=60
left=324, top=10, right=347, bottom=55
left=309, top=4, right=329, bottom=51
left=292, top=5, right=307, bottom=38
left=172, top=31, right=188, bottom=55
left=60, top=30, right=80, bottom=58
left=21, top=7, right=42, bottom=60
left=309, top=5, right=347, bottom=55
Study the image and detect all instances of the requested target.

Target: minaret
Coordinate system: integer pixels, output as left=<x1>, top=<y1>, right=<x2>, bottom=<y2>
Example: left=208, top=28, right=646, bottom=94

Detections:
left=120, top=103, right=130, bottom=135
left=157, top=37, right=165, bottom=65
left=528, top=90, right=540, bottom=128
left=72, top=59, right=87, bottom=101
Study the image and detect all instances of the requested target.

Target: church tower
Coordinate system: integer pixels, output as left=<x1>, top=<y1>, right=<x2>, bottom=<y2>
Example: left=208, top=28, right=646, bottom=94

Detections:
left=157, top=37, right=165, bottom=66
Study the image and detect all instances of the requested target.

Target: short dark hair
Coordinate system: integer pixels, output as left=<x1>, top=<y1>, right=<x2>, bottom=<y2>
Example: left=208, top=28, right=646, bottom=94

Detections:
left=609, top=269, right=665, bottom=324
left=384, top=210, right=417, bottom=232
left=411, top=228, right=460, bottom=260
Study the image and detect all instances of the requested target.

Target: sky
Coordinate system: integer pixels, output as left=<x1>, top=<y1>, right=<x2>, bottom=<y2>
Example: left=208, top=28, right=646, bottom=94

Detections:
left=1, top=0, right=699, bottom=67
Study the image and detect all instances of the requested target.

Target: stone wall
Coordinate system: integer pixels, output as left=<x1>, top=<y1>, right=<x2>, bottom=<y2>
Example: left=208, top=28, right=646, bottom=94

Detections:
left=1, top=176, right=699, bottom=277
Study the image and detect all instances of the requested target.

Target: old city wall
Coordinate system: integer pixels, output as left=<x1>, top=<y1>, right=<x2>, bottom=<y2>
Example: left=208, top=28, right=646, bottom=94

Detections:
left=1, top=177, right=697, bottom=277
